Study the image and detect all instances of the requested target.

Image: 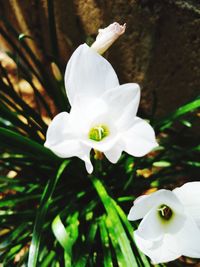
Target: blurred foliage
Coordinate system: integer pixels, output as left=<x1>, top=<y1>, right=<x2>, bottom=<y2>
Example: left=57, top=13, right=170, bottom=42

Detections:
left=0, top=10, right=200, bottom=267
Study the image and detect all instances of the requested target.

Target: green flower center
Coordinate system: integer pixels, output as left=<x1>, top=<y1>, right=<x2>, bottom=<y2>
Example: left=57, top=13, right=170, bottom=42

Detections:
left=158, top=204, right=173, bottom=221
left=89, top=125, right=109, bottom=142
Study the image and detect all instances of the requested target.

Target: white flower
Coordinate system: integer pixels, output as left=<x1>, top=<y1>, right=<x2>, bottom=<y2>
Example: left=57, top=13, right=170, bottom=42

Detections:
left=128, top=182, right=200, bottom=264
left=44, top=44, right=158, bottom=173
left=91, top=22, right=126, bottom=54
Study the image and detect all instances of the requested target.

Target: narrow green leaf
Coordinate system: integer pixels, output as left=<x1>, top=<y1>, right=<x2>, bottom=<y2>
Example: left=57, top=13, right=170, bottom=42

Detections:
left=155, top=96, right=200, bottom=130
left=180, top=119, right=192, bottom=127
left=113, top=201, right=151, bottom=267
left=90, top=175, right=137, bottom=267
left=47, top=0, right=59, bottom=58
left=0, top=127, right=59, bottom=162
left=99, top=217, right=113, bottom=267
left=41, top=250, right=56, bottom=267
left=27, top=160, right=69, bottom=267
left=52, top=212, right=79, bottom=267
left=74, top=222, right=98, bottom=267
left=153, top=161, right=171, bottom=167
left=184, top=161, right=200, bottom=167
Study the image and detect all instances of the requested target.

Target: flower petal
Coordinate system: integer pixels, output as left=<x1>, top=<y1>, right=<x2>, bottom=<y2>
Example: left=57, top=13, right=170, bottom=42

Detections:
left=128, top=194, right=153, bottom=221
left=47, top=139, right=93, bottom=173
left=65, top=44, right=119, bottom=106
left=173, top=182, right=200, bottom=225
left=44, top=112, right=70, bottom=148
left=101, top=83, right=140, bottom=130
left=135, top=196, right=186, bottom=240
left=44, top=112, right=93, bottom=173
left=178, top=217, right=200, bottom=258
left=104, top=140, right=124, bottom=163
left=128, top=189, right=184, bottom=221
left=134, top=231, right=181, bottom=264
left=123, top=117, right=158, bottom=157
left=136, top=208, right=164, bottom=240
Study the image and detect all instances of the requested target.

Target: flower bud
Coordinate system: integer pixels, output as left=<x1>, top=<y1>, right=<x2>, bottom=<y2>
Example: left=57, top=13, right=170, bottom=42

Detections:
left=91, top=22, right=126, bottom=54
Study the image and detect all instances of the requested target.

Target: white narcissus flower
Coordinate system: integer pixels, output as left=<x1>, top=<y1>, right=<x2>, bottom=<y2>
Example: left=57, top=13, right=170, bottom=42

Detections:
left=128, top=182, right=200, bottom=264
left=44, top=43, right=158, bottom=173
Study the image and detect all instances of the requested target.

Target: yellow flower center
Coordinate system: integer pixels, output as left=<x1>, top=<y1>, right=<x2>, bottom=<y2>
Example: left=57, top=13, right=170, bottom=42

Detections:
left=89, top=125, right=109, bottom=142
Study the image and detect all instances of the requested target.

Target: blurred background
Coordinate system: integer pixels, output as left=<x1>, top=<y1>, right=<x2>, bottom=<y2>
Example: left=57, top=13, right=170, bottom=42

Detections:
left=1, top=0, right=200, bottom=117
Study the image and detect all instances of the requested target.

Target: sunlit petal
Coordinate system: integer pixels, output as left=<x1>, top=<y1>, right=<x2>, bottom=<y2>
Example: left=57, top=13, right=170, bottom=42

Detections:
left=123, top=117, right=158, bottom=157
left=65, top=44, right=119, bottom=106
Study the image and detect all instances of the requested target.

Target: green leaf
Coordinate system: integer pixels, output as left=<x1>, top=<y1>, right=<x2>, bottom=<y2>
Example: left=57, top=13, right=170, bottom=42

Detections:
left=153, top=161, right=171, bottom=167
left=180, top=119, right=192, bottom=127
left=0, top=127, right=59, bottom=162
left=155, top=96, right=200, bottom=130
left=27, top=160, right=69, bottom=267
left=184, top=161, right=200, bottom=167
left=113, top=201, right=151, bottom=267
left=74, top=221, right=98, bottom=267
left=90, top=175, right=138, bottom=267
left=52, top=212, right=79, bottom=267
left=99, top=217, right=113, bottom=267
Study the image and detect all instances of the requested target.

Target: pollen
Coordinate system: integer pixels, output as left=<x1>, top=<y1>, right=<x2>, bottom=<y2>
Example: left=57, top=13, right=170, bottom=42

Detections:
left=89, top=125, right=109, bottom=142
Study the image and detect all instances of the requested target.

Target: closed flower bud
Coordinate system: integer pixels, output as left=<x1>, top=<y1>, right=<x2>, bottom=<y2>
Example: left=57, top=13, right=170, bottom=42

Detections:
left=91, top=22, right=126, bottom=54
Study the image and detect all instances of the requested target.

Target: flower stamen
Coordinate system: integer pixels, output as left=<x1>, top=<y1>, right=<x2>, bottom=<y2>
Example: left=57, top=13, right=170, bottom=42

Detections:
left=158, top=204, right=173, bottom=221
left=89, top=125, right=109, bottom=142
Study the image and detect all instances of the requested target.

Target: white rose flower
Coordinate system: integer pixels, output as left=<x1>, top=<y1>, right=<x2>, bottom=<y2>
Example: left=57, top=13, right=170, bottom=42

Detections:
left=128, top=182, right=200, bottom=264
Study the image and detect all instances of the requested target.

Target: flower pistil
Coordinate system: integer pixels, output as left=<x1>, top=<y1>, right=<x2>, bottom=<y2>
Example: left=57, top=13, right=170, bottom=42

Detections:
left=89, top=125, right=109, bottom=142
left=158, top=204, right=173, bottom=221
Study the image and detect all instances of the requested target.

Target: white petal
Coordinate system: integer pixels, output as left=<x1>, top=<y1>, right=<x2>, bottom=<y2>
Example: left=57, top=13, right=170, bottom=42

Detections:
left=44, top=113, right=93, bottom=173
left=178, top=217, right=200, bottom=258
left=80, top=146, right=93, bottom=174
left=104, top=141, right=124, bottom=163
left=135, top=231, right=181, bottom=264
left=128, top=194, right=153, bottom=221
left=82, top=134, right=119, bottom=153
left=101, top=83, right=140, bottom=130
left=65, top=44, right=119, bottom=106
left=123, top=117, right=158, bottom=157
left=69, top=96, right=109, bottom=135
left=136, top=208, right=164, bottom=240
left=48, top=140, right=93, bottom=173
left=135, top=202, right=186, bottom=241
left=128, top=189, right=184, bottom=221
left=48, top=140, right=83, bottom=158
left=173, top=182, right=200, bottom=225
left=44, top=112, right=70, bottom=147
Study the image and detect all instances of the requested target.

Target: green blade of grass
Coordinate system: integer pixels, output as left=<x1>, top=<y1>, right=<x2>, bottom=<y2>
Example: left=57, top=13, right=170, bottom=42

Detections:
left=0, top=127, right=59, bottom=162
left=0, top=20, right=66, bottom=111
left=74, top=221, right=98, bottom=267
left=52, top=212, right=79, bottom=267
left=113, top=201, right=151, bottom=267
left=47, top=0, right=59, bottom=59
left=99, top=217, right=113, bottom=267
left=27, top=160, right=69, bottom=267
left=155, top=96, right=200, bottom=130
left=0, top=65, right=48, bottom=130
left=90, top=175, right=138, bottom=267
